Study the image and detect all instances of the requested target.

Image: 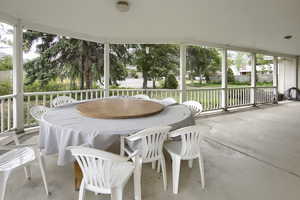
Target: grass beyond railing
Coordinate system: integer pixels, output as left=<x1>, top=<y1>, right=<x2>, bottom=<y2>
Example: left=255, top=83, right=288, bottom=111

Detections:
left=0, top=87, right=276, bottom=132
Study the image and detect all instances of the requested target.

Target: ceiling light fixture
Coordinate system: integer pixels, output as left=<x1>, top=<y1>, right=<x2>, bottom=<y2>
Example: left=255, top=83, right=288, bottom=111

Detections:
left=116, top=0, right=130, bottom=12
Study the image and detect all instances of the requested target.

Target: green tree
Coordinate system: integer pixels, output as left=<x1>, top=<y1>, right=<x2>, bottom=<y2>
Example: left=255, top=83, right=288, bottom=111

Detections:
left=234, top=52, right=248, bottom=69
left=187, top=47, right=220, bottom=84
left=256, top=54, right=273, bottom=66
left=133, top=44, right=178, bottom=88
left=23, top=30, right=132, bottom=89
left=164, top=74, right=178, bottom=89
left=0, top=56, right=12, bottom=71
left=228, top=68, right=235, bottom=83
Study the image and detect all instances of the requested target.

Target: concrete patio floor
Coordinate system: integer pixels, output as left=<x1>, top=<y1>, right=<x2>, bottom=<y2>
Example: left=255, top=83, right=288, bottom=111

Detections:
left=5, top=101, right=300, bottom=200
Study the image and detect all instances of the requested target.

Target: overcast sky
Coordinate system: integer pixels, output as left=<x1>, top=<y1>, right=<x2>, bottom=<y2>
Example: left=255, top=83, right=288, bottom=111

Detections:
left=0, top=22, right=39, bottom=61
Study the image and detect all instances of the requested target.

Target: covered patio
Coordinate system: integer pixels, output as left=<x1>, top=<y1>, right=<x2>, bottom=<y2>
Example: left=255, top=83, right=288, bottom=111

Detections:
left=1, top=0, right=300, bottom=200
left=4, top=101, right=300, bottom=200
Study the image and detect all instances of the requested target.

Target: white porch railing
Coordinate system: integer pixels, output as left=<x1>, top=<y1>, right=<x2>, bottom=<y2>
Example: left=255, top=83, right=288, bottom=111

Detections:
left=110, top=89, right=182, bottom=102
left=0, top=86, right=277, bottom=132
left=24, top=89, right=104, bottom=127
left=227, top=87, right=252, bottom=107
left=0, top=94, right=15, bottom=132
left=186, top=88, right=223, bottom=111
left=255, top=87, right=276, bottom=104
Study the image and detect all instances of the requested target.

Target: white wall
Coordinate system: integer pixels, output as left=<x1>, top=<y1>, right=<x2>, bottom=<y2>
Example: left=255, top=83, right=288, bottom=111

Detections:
left=0, top=70, right=12, bottom=82
left=278, top=58, right=297, bottom=94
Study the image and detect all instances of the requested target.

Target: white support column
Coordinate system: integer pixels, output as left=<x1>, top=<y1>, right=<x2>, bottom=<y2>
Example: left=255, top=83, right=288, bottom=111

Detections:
left=296, top=56, right=299, bottom=89
left=273, top=56, right=279, bottom=103
left=221, top=49, right=228, bottom=110
left=250, top=53, right=256, bottom=105
left=104, top=43, right=110, bottom=97
left=13, top=20, right=24, bottom=133
left=179, top=44, right=187, bottom=103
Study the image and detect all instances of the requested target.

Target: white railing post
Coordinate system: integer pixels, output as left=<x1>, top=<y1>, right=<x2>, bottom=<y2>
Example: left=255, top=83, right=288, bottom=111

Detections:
left=221, top=49, right=228, bottom=110
left=273, top=56, right=279, bottom=103
left=250, top=53, right=256, bottom=106
left=12, top=19, right=24, bottom=133
left=179, top=44, right=187, bottom=103
left=104, top=43, right=110, bottom=97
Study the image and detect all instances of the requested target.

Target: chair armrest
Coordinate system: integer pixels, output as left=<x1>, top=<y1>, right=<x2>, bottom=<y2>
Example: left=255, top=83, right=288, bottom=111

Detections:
left=126, top=132, right=143, bottom=141
left=126, top=150, right=139, bottom=161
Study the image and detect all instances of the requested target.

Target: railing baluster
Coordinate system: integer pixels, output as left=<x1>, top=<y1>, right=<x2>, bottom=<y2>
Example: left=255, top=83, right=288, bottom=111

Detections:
left=7, top=98, right=11, bottom=130
left=0, top=100, right=4, bottom=132
left=43, top=95, right=46, bottom=106
left=35, top=95, right=38, bottom=105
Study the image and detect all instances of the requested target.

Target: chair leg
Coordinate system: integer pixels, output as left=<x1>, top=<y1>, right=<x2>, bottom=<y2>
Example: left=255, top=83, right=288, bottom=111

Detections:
left=120, top=136, right=125, bottom=156
left=111, top=187, right=123, bottom=200
left=160, top=155, right=167, bottom=191
left=78, top=181, right=85, bottom=200
left=152, top=161, right=156, bottom=170
left=171, top=155, right=181, bottom=194
left=38, top=154, right=49, bottom=195
left=133, top=157, right=142, bottom=200
left=157, top=160, right=161, bottom=173
left=188, top=159, right=193, bottom=168
left=0, top=171, right=11, bottom=200
left=198, top=154, right=205, bottom=189
left=24, top=166, right=31, bottom=180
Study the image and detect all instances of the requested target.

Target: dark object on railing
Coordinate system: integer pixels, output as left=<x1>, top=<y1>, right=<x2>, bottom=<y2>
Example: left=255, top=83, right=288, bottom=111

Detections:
left=277, top=93, right=285, bottom=101
left=284, top=87, right=300, bottom=101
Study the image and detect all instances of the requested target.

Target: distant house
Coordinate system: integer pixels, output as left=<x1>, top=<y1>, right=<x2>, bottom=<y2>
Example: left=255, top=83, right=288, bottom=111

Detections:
left=230, top=64, right=273, bottom=76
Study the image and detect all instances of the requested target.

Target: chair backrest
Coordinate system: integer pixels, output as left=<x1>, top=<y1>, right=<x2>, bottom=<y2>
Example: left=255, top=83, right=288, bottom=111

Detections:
left=68, top=147, right=131, bottom=192
left=182, top=101, right=203, bottom=118
left=160, top=97, right=177, bottom=106
left=52, top=96, right=77, bottom=107
left=127, top=126, right=171, bottom=162
left=30, top=105, right=50, bottom=121
left=168, top=126, right=206, bottom=159
left=133, top=94, right=150, bottom=100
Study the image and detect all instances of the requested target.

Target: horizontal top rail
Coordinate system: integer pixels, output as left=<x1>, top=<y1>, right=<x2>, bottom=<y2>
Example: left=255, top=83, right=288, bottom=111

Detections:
left=24, top=89, right=103, bottom=96
left=0, top=94, right=16, bottom=100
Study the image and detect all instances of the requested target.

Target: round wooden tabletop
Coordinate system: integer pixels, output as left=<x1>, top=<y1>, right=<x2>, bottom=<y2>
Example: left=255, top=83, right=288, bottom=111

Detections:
left=76, top=98, right=164, bottom=119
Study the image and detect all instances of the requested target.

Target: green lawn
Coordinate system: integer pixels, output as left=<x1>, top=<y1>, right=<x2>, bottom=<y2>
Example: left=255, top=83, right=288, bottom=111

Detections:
left=186, top=81, right=273, bottom=88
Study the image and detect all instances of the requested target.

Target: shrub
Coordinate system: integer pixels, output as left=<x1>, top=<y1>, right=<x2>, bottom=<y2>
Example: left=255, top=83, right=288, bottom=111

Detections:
left=164, top=74, right=178, bottom=89
left=0, top=81, right=12, bottom=96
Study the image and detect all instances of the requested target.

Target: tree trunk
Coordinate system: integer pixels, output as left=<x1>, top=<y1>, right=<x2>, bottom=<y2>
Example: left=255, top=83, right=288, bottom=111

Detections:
left=82, top=41, right=93, bottom=89
left=142, top=72, right=148, bottom=89
left=198, top=68, right=202, bottom=84
left=80, top=57, right=85, bottom=89
left=152, top=79, right=156, bottom=89
left=84, top=58, right=92, bottom=89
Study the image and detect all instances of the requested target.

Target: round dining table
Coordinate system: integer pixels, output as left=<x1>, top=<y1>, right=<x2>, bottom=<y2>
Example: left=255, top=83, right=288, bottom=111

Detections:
left=39, top=98, right=194, bottom=191
left=39, top=99, right=195, bottom=165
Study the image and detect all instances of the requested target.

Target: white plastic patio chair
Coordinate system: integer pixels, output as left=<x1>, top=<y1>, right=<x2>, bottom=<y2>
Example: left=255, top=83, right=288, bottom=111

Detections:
left=182, top=101, right=203, bottom=118
left=68, top=146, right=135, bottom=200
left=52, top=96, right=77, bottom=107
left=30, top=105, right=50, bottom=122
left=164, top=125, right=205, bottom=194
left=0, top=132, right=49, bottom=200
left=133, top=94, right=150, bottom=100
left=122, top=126, right=171, bottom=200
left=160, top=97, right=177, bottom=106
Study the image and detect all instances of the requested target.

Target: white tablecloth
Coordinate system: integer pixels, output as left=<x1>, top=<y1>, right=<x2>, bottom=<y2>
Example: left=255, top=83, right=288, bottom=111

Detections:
left=39, top=102, right=195, bottom=165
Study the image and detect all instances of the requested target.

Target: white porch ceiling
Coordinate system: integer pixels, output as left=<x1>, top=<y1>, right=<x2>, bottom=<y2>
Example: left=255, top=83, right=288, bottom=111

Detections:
left=0, top=0, right=299, bottom=56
